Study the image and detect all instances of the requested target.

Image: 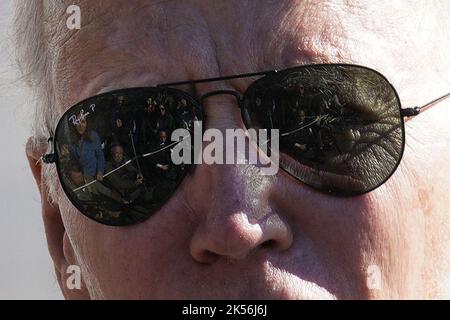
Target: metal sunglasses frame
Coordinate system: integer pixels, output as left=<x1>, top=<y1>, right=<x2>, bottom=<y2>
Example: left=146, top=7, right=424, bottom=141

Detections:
left=43, top=63, right=450, bottom=197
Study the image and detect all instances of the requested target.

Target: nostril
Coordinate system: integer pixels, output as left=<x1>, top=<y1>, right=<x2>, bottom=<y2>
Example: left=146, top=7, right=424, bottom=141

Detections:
left=193, top=249, right=219, bottom=264
left=190, top=210, right=293, bottom=263
left=261, top=239, right=276, bottom=248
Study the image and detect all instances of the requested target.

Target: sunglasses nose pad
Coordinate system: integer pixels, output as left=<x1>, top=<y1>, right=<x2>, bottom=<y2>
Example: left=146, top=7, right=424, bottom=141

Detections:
left=241, top=107, right=252, bottom=129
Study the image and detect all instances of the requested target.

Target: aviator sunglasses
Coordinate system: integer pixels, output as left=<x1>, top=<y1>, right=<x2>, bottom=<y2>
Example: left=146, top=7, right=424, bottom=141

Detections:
left=42, top=64, right=450, bottom=226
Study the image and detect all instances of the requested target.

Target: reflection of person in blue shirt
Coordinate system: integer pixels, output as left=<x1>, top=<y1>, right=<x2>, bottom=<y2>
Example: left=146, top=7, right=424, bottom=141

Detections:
left=69, top=116, right=105, bottom=181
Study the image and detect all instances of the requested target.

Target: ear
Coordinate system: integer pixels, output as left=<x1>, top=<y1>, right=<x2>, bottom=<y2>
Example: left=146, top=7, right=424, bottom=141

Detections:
left=26, top=137, right=90, bottom=299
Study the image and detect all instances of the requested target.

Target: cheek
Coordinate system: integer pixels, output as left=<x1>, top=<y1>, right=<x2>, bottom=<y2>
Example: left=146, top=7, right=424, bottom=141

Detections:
left=59, top=189, right=196, bottom=298
left=356, top=167, right=427, bottom=297
left=272, top=166, right=426, bottom=298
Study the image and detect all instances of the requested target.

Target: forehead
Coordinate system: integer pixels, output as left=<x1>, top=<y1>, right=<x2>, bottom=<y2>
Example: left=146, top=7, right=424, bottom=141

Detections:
left=112, top=146, right=124, bottom=152
left=45, top=0, right=420, bottom=111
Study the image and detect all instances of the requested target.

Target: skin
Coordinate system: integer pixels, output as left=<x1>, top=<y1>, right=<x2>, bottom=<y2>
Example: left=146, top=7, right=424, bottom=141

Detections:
left=117, top=96, right=125, bottom=106
left=69, top=171, right=85, bottom=188
left=111, top=145, right=125, bottom=164
left=110, top=146, right=142, bottom=184
left=298, top=110, right=305, bottom=122
left=25, top=0, right=450, bottom=299
left=75, top=118, right=87, bottom=135
left=159, top=131, right=168, bottom=144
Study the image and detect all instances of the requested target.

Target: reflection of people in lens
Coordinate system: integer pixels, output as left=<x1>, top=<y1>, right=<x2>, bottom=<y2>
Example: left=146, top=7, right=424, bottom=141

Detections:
left=155, top=131, right=171, bottom=173
left=68, top=163, right=85, bottom=187
left=149, top=130, right=177, bottom=201
left=156, top=104, right=175, bottom=133
left=298, top=84, right=305, bottom=96
left=282, top=109, right=314, bottom=159
left=292, top=110, right=311, bottom=152
left=65, top=159, right=123, bottom=210
left=159, top=130, right=168, bottom=144
left=20, top=1, right=450, bottom=300
left=310, top=91, right=345, bottom=156
left=111, top=95, right=135, bottom=150
left=176, top=98, right=188, bottom=113
left=295, top=84, right=311, bottom=110
left=175, top=98, right=192, bottom=129
left=140, top=97, right=159, bottom=148
left=69, top=116, right=105, bottom=183
left=285, top=78, right=306, bottom=114
left=75, top=116, right=87, bottom=134
left=58, top=143, right=71, bottom=163
left=105, top=143, right=152, bottom=204
left=255, top=96, right=275, bottom=129
left=64, top=161, right=91, bottom=202
left=298, top=109, right=306, bottom=122
left=113, top=96, right=126, bottom=128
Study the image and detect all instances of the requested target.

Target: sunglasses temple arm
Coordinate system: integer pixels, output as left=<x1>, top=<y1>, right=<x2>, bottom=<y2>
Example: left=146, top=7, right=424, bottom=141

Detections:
left=401, top=92, right=450, bottom=117
left=42, top=137, right=56, bottom=164
left=157, top=70, right=274, bottom=87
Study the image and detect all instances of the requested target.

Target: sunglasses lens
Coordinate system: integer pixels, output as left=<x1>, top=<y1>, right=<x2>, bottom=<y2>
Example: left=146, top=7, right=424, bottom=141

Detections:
left=55, top=88, right=201, bottom=225
left=243, top=65, right=404, bottom=195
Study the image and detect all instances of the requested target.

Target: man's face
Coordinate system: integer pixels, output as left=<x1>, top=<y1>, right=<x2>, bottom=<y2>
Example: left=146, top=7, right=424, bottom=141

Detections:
left=69, top=170, right=85, bottom=187
left=111, top=146, right=124, bottom=163
left=159, top=131, right=167, bottom=143
left=75, top=117, right=87, bottom=135
left=298, top=110, right=305, bottom=122
left=36, top=0, right=450, bottom=299
left=299, top=85, right=305, bottom=96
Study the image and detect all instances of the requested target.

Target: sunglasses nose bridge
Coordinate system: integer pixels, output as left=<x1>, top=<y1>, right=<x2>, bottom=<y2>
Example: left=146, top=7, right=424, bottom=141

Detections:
left=200, top=90, right=243, bottom=108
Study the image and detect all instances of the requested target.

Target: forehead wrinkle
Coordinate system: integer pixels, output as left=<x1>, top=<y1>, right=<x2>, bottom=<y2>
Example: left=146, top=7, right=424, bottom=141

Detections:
left=48, top=2, right=177, bottom=109
left=44, top=1, right=117, bottom=106
left=44, top=0, right=114, bottom=50
left=45, top=0, right=189, bottom=57
left=49, top=1, right=223, bottom=109
left=45, top=0, right=171, bottom=68
left=45, top=0, right=443, bottom=112
left=258, top=0, right=353, bottom=69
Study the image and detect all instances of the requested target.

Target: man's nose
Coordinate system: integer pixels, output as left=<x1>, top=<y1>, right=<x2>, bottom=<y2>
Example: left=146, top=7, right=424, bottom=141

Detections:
left=188, top=165, right=293, bottom=264
left=187, top=95, right=293, bottom=264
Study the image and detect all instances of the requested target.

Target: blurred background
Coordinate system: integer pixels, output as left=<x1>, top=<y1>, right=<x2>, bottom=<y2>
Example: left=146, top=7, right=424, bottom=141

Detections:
left=0, top=0, right=63, bottom=299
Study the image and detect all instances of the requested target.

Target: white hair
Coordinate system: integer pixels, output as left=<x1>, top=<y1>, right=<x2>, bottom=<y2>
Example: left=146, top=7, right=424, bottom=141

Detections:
left=13, top=0, right=62, bottom=200
left=14, top=0, right=57, bottom=147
